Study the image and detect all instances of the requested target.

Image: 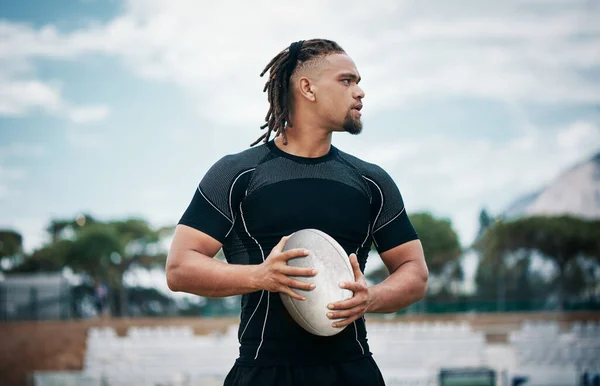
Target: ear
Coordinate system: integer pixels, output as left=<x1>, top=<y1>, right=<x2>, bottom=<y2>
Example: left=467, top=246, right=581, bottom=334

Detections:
left=297, top=77, right=316, bottom=102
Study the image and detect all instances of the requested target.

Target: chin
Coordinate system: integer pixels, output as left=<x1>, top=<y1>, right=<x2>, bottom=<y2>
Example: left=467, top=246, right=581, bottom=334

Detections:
left=343, top=119, right=363, bottom=135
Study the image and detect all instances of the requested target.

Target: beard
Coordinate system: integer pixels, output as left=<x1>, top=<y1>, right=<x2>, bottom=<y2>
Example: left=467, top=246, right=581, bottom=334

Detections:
left=343, top=112, right=363, bottom=135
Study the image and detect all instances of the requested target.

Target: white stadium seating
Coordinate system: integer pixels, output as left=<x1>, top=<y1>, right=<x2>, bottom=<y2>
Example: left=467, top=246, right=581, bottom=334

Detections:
left=31, top=319, right=599, bottom=385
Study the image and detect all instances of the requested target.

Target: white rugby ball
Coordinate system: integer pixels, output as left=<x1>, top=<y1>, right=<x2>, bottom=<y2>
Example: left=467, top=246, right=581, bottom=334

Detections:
left=281, top=229, right=355, bottom=336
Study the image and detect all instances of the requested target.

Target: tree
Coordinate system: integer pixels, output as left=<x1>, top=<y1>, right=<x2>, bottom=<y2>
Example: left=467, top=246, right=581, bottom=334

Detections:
left=66, top=217, right=172, bottom=316
left=475, top=215, right=600, bottom=310
left=0, top=230, right=23, bottom=271
left=366, top=212, right=463, bottom=299
left=476, top=208, right=494, bottom=241
left=10, top=214, right=174, bottom=316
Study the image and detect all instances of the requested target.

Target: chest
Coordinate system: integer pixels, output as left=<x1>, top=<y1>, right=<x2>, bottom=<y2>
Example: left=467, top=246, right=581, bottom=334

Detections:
left=240, top=178, right=371, bottom=250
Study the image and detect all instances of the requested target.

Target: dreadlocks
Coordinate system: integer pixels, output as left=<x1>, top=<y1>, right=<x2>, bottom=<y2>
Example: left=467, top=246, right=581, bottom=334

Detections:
left=250, top=39, right=345, bottom=147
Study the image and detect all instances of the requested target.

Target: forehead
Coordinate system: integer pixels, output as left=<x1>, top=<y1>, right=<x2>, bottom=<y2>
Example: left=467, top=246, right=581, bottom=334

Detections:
left=320, top=53, right=360, bottom=77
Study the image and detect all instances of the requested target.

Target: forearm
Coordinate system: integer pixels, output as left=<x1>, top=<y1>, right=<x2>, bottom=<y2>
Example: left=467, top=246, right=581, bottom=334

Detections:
left=166, top=250, right=260, bottom=297
left=367, top=261, right=428, bottom=313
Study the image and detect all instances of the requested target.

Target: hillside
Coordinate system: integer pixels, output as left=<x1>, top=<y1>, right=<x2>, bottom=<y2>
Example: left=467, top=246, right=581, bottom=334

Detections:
left=503, top=151, right=600, bottom=219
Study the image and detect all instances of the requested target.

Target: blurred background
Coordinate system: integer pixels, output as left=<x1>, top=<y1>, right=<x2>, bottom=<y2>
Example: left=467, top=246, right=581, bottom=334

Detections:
left=0, top=0, right=599, bottom=385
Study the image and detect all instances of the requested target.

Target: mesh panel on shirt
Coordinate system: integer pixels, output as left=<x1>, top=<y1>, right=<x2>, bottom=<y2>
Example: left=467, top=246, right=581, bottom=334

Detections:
left=198, top=145, right=270, bottom=221
left=245, top=155, right=371, bottom=201
left=336, top=150, right=406, bottom=232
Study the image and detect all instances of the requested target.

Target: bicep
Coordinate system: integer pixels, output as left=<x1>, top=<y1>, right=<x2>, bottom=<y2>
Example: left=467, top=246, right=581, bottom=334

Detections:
left=379, top=239, right=426, bottom=274
left=167, top=224, right=223, bottom=267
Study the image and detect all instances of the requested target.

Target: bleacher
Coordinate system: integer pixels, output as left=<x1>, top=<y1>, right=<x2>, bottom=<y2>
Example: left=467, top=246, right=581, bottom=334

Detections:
left=508, top=320, right=600, bottom=386
left=83, top=325, right=238, bottom=386
left=30, top=319, right=600, bottom=385
left=369, top=321, right=487, bottom=385
left=78, top=321, right=488, bottom=386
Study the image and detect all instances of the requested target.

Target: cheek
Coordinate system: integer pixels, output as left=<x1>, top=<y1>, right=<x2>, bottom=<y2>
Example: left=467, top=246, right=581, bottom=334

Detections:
left=316, top=88, right=347, bottom=120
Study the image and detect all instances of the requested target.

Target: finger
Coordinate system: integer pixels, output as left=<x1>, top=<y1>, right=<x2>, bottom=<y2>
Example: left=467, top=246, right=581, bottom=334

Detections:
left=349, top=253, right=362, bottom=281
left=332, top=313, right=363, bottom=328
left=278, top=248, right=310, bottom=261
left=328, top=293, right=366, bottom=311
left=273, top=234, right=294, bottom=254
left=280, top=287, right=306, bottom=301
left=281, top=266, right=318, bottom=277
left=283, top=277, right=316, bottom=291
left=327, top=304, right=365, bottom=320
left=339, top=281, right=366, bottom=292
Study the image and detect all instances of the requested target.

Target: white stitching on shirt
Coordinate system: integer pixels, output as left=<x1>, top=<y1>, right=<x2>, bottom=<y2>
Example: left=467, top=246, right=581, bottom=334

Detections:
left=197, top=186, right=232, bottom=224
left=373, top=207, right=405, bottom=234
left=239, top=201, right=269, bottom=360
left=362, top=176, right=383, bottom=237
left=353, top=321, right=365, bottom=355
left=226, top=168, right=255, bottom=238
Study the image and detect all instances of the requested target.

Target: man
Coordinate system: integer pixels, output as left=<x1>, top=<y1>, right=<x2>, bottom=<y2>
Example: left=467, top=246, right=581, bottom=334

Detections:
left=166, top=38, right=428, bottom=386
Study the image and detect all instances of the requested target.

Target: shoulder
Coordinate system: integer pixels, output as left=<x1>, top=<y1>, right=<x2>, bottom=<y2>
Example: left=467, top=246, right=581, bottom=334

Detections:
left=199, top=143, right=271, bottom=192
left=335, top=147, right=393, bottom=184
left=209, top=143, right=271, bottom=174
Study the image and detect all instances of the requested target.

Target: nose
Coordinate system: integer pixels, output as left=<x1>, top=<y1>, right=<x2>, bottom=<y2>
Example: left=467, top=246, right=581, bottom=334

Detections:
left=355, top=85, right=365, bottom=100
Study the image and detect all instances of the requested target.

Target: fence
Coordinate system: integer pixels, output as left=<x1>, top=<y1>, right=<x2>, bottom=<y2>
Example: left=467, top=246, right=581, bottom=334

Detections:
left=1, top=273, right=72, bottom=322
left=2, top=274, right=599, bottom=322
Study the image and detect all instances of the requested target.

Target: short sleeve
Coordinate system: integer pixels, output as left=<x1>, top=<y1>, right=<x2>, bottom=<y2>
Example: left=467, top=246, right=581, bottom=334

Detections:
left=178, top=155, right=252, bottom=243
left=365, top=166, right=419, bottom=253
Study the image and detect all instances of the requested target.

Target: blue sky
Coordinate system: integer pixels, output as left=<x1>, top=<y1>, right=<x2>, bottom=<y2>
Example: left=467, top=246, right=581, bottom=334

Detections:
left=1, top=0, right=599, bottom=259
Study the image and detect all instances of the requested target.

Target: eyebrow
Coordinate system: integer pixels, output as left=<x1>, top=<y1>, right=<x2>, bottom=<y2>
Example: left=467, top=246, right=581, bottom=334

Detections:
left=338, top=72, right=361, bottom=84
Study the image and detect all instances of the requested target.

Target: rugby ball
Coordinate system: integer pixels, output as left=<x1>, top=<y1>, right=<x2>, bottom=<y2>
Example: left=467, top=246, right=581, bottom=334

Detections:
left=281, top=229, right=355, bottom=336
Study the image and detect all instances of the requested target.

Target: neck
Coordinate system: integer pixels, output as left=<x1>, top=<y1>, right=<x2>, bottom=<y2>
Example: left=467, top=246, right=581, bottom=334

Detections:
left=274, top=123, right=332, bottom=158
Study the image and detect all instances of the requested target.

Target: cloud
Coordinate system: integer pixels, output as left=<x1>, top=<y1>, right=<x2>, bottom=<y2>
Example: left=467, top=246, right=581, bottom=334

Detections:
left=0, top=165, right=26, bottom=181
left=340, top=120, right=600, bottom=245
left=67, top=105, right=110, bottom=124
left=66, top=126, right=107, bottom=150
left=0, top=0, right=598, bottom=126
left=556, top=121, right=600, bottom=150
left=0, top=142, right=46, bottom=158
left=0, top=165, right=26, bottom=202
left=2, top=217, right=50, bottom=253
left=1, top=0, right=598, bottom=253
left=0, top=78, right=110, bottom=123
left=0, top=79, right=62, bottom=115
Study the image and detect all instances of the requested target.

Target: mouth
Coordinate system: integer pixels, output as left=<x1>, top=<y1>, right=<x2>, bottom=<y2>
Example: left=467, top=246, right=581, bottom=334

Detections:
left=351, top=104, right=363, bottom=116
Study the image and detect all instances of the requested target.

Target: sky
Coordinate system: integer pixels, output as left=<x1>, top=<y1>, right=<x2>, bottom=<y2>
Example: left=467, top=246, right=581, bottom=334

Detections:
left=1, top=0, right=599, bottom=261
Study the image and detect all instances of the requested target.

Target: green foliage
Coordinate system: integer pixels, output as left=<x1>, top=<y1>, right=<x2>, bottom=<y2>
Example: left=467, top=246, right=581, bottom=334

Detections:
left=0, top=230, right=24, bottom=271
left=8, top=214, right=174, bottom=316
left=479, top=215, right=600, bottom=264
left=409, top=212, right=462, bottom=276
left=366, top=211, right=463, bottom=298
left=0, top=230, right=23, bottom=258
left=475, top=215, right=600, bottom=308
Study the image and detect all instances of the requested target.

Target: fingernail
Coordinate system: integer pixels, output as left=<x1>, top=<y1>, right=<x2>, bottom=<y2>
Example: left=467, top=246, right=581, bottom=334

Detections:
left=312, top=269, right=318, bottom=275
left=339, top=282, right=345, bottom=288
left=327, top=312, right=333, bottom=318
left=328, top=304, right=334, bottom=310
left=301, top=296, right=306, bottom=301
left=309, top=283, right=316, bottom=289
left=304, top=249, right=310, bottom=255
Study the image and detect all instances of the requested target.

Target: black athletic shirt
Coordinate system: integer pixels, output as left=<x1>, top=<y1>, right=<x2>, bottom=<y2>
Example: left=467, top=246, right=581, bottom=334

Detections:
left=179, top=140, right=419, bottom=366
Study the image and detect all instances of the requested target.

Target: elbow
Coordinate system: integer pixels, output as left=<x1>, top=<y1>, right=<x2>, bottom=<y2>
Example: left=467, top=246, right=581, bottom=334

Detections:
left=415, top=265, right=429, bottom=301
left=165, top=255, right=184, bottom=292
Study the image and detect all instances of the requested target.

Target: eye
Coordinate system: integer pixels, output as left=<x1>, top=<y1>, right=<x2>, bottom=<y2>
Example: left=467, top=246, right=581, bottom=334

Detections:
left=341, top=79, right=351, bottom=85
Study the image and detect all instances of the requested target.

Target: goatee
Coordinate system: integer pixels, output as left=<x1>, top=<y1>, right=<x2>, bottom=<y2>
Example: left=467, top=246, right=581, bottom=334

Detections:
left=343, top=114, right=362, bottom=135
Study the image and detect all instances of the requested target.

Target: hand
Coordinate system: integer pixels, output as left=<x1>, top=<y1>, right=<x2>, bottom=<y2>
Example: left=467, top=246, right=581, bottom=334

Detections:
left=327, top=253, right=371, bottom=328
left=252, top=235, right=317, bottom=300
